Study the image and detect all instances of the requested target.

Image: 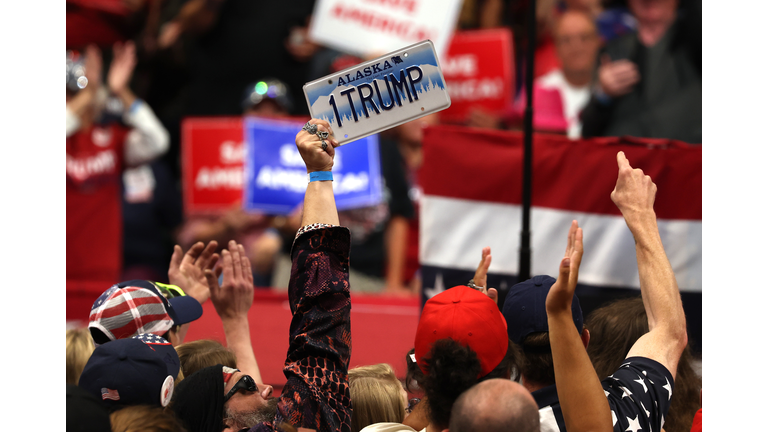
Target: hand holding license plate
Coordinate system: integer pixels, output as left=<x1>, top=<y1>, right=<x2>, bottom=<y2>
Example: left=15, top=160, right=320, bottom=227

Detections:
left=303, top=40, right=451, bottom=145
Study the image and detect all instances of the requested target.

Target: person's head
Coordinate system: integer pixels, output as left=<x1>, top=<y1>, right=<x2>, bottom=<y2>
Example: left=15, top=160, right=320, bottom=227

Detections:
left=628, top=0, right=679, bottom=30
left=586, top=296, right=701, bottom=432
left=553, top=10, right=600, bottom=79
left=67, top=327, right=96, bottom=385
left=89, top=280, right=203, bottom=346
left=348, top=363, right=407, bottom=432
left=502, top=275, right=587, bottom=389
left=414, top=286, right=515, bottom=429
left=67, top=384, right=112, bottom=432
left=449, top=378, right=539, bottom=432
left=78, top=334, right=180, bottom=411
left=242, top=78, right=293, bottom=117
left=171, top=364, right=277, bottom=432
left=175, top=339, right=238, bottom=379
left=110, top=405, right=188, bottom=432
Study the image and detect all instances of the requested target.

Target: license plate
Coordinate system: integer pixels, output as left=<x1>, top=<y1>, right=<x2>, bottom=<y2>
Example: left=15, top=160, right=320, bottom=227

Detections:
left=303, top=40, right=451, bottom=145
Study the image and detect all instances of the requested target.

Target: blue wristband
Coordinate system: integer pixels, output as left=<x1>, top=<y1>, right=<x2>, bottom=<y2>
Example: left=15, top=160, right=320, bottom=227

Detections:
left=308, top=171, right=333, bottom=182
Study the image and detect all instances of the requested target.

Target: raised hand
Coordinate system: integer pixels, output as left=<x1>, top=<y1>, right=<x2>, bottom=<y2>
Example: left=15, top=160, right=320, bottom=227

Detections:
left=206, top=240, right=254, bottom=320
left=296, top=119, right=340, bottom=173
left=168, top=240, right=220, bottom=305
left=545, top=220, right=583, bottom=316
left=610, top=151, right=657, bottom=225
left=84, top=44, right=103, bottom=90
left=598, top=54, right=640, bottom=98
left=107, top=41, right=137, bottom=94
left=472, top=246, right=498, bottom=304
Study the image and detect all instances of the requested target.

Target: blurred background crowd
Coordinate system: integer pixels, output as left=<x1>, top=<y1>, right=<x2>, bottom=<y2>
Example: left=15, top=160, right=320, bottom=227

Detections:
left=66, top=0, right=702, bottom=300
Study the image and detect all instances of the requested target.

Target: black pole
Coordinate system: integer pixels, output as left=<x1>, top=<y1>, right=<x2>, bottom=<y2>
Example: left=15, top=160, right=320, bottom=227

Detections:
left=519, top=0, right=536, bottom=282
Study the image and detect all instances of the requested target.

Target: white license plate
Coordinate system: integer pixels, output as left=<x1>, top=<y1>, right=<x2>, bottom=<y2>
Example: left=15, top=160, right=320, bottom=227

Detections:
left=303, top=40, right=451, bottom=145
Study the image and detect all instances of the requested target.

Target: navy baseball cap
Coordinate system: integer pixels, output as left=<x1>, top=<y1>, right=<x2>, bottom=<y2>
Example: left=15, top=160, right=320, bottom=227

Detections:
left=78, top=335, right=178, bottom=409
left=501, top=275, right=583, bottom=344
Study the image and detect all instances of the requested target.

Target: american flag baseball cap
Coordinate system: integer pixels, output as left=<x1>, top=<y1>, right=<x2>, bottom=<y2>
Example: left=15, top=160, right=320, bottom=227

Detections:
left=78, top=335, right=178, bottom=409
left=88, top=280, right=203, bottom=344
left=133, top=333, right=180, bottom=380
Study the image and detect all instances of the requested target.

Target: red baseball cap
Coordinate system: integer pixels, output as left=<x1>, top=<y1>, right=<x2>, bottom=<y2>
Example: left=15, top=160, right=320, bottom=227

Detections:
left=414, top=286, right=508, bottom=378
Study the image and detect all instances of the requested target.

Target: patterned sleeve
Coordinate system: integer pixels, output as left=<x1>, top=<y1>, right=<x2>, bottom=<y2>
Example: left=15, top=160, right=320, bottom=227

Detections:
left=272, top=225, right=353, bottom=432
left=603, top=356, right=674, bottom=432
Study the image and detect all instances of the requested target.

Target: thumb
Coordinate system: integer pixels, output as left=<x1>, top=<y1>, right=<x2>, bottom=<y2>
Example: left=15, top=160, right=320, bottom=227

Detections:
left=559, top=257, right=571, bottom=281
left=488, top=288, right=498, bottom=305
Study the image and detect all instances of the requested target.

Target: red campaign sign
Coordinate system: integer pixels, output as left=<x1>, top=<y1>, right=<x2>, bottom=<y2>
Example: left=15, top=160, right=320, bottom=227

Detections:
left=181, top=117, right=246, bottom=215
left=439, top=28, right=514, bottom=123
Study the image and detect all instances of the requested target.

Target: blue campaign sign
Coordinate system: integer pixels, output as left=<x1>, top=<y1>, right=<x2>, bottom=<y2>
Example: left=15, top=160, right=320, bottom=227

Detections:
left=243, top=117, right=383, bottom=214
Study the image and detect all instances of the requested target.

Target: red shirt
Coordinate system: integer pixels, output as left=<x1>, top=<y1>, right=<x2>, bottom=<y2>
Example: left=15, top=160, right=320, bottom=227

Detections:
left=67, top=123, right=128, bottom=286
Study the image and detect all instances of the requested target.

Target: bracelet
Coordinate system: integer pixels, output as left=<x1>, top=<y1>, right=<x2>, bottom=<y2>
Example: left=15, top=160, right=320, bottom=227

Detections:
left=308, top=171, right=333, bottom=182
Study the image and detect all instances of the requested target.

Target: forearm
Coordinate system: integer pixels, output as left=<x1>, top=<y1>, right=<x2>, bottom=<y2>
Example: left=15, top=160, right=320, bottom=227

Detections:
left=627, top=211, right=686, bottom=337
left=300, top=181, right=339, bottom=227
left=549, top=312, right=612, bottom=432
left=123, top=98, right=171, bottom=166
left=222, top=315, right=262, bottom=384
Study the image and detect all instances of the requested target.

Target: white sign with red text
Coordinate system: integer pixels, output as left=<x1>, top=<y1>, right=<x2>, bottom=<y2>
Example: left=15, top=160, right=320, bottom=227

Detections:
left=308, top=0, right=462, bottom=60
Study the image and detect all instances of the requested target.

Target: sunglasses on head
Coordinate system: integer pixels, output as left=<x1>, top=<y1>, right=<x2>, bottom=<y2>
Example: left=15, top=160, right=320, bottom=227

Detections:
left=154, top=282, right=186, bottom=299
left=224, top=374, right=258, bottom=403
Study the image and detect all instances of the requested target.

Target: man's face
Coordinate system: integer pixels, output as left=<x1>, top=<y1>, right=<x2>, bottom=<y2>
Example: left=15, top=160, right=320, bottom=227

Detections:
left=223, top=371, right=278, bottom=430
left=628, top=0, right=678, bottom=29
left=555, top=11, right=600, bottom=76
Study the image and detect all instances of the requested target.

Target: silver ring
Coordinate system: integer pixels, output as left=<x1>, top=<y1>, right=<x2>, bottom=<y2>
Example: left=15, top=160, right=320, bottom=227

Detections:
left=302, top=121, right=318, bottom=135
left=321, top=140, right=327, bottom=151
left=316, top=130, right=329, bottom=140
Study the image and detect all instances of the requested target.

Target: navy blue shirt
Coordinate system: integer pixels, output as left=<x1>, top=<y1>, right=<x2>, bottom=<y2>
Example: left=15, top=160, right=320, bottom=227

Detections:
left=533, top=356, right=674, bottom=432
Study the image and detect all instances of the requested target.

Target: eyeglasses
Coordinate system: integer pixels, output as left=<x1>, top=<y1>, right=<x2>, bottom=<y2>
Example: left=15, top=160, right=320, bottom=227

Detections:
left=406, top=398, right=421, bottom=414
left=224, top=374, right=258, bottom=403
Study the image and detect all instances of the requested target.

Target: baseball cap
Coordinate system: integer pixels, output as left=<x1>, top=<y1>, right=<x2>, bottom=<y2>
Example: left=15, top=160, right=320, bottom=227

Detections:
left=78, top=335, right=178, bottom=409
left=89, top=280, right=203, bottom=345
left=414, top=286, right=508, bottom=378
left=502, top=275, right=583, bottom=345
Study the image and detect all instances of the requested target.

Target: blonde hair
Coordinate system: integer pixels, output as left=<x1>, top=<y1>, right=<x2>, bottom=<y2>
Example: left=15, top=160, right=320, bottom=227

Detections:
left=66, top=328, right=95, bottom=385
left=174, top=339, right=237, bottom=378
left=110, top=405, right=187, bottom=432
left=349, top=363, right=406, bottom=432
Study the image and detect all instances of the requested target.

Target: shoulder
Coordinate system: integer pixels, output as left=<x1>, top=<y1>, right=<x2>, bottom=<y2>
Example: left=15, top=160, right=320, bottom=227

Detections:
left=602, top=357, right=674, bottom=432
left=537, top=69, right=565, bottom=88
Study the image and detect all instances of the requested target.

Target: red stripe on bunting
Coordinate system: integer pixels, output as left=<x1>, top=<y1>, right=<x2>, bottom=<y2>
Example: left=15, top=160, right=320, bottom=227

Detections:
left=420, top=126, right=702, bottom=220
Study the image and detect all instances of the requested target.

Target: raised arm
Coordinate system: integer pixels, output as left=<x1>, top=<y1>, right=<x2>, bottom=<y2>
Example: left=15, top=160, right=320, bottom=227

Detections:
left=610, top=151, right=687, bottom=379
left=546, top=221, right=612, bottom=432
left=205, top=240, right=263, bottom=384
left=271, top=119, right=352, bottom=432
left=297, top=119, right=340, bottom=226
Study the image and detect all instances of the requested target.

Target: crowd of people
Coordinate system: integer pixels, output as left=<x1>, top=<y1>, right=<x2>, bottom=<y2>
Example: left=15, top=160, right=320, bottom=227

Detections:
left=66, top=0, right=702, bottom=431
left=67, top=121, right=701, bottom=431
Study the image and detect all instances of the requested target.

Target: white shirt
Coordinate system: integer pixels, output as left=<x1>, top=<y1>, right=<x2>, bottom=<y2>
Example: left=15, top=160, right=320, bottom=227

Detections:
left=536, top=69, right=591, bottom=140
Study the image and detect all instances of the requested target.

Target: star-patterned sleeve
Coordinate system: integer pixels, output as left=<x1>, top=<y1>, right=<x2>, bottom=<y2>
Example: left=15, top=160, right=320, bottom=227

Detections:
left=603, top=356, right=674, bottom=432
left=250, top=225, right=352, bottom=432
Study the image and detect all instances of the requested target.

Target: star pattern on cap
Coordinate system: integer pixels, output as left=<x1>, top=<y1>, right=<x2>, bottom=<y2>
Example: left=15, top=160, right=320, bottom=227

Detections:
left=133, top=333, right=170, bottom=345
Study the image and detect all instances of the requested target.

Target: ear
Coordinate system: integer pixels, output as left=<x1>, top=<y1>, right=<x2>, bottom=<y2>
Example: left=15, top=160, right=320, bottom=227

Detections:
left=581, top=328, right=590, bottom=349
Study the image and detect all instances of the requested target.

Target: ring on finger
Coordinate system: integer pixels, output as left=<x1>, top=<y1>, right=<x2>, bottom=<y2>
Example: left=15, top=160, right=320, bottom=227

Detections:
left=302, top=121, right=318, bottom=135
left=321, top=140, right=327, bottom=151
left=316, top=130, right=329, bottom=140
